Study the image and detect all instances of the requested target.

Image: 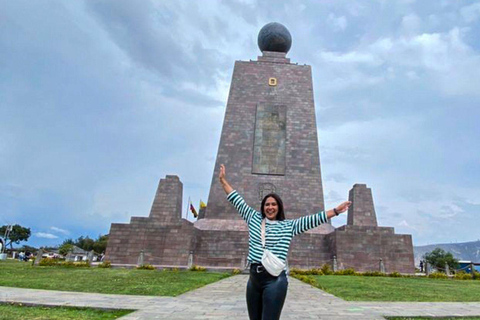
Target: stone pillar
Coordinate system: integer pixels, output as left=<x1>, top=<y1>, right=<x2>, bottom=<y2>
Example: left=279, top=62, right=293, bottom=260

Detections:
left=379, top=258, right=385, bottom=273
left=333, top=255, right=338, bottom=272
left=87, top=251, right=94, bottom=262
left=471, top=263, right=475, bottom=279
left=445, top=262, right=450, bottom=276
left=425, top=262, right=430, bottom=276
left=188, top=251, right=193, bottom=268
left=34, top=249, right=43, bottom=266
left=149, top=176, right=184, bottom=222
left=137, top=250, right=144, bottom=266
left=347, top=184, right=378, bottom=227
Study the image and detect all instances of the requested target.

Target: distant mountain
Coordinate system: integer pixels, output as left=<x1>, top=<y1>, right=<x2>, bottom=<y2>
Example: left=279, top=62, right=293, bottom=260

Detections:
left=413, top=240, right=480, bottom=266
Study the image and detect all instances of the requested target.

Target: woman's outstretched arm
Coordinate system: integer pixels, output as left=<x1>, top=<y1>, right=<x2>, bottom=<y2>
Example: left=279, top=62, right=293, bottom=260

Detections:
left=292, top=201, right=352, bottom=236
left=219, top=164, right=233, bottom=195
left=326, top=201, right=352, bottom=219
left=220, top=164, right=259, bottom=223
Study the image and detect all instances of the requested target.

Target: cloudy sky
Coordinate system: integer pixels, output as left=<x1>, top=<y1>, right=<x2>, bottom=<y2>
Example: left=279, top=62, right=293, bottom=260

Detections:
left=1, top=0, right=479, bottom=248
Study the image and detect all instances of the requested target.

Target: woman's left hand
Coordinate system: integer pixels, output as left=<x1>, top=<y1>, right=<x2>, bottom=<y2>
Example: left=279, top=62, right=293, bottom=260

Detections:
left=335, top=201, right=352, bottom=214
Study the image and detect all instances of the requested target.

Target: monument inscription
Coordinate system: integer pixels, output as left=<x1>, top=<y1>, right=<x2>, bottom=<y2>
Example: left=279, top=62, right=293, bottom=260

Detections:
left=252, top=104, right=287, bottom=175
left=258, top=182, right=277, bottom=201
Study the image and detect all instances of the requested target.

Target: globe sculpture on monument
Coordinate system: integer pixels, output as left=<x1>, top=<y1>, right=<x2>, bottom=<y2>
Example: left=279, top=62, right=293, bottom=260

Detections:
left=105, top=23, right=415, bottom=273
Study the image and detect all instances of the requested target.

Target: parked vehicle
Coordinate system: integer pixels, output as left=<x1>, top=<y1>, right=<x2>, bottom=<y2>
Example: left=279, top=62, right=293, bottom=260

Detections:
left=42, top=252, right=61, bottom=259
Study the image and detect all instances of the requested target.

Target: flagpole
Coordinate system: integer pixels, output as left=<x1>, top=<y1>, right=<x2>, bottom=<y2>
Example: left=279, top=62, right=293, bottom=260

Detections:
left=186, top=197, right=191, bottom=220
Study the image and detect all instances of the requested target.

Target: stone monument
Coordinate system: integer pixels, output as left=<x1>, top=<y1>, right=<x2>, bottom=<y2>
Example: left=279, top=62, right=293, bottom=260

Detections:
left=106, top=22, right=414, bottom=273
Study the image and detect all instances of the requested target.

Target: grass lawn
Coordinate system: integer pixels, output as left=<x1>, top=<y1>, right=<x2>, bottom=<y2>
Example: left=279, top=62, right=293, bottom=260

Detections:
left=296, top=275, right=480, bottom=302
left=0, top=260, right=230, bottom=296
left=0, top=303, right=133, bottom=320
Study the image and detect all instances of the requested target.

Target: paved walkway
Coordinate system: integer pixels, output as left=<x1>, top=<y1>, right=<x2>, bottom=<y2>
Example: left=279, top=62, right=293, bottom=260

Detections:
left=1, top=275, right=480, bottom=319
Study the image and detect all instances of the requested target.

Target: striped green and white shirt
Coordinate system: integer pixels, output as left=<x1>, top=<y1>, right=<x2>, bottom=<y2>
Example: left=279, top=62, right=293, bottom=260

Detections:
left=227, top=190, right=328, bottom=263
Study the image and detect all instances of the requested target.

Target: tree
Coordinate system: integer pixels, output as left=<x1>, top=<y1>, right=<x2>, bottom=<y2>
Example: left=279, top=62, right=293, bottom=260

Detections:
left=18, top=245, right=37, bottom=254
left=62, top=238, right=75, bottom=245
left=57, top=234, right=109, bottom=255
left=59, top=243, right=74, bottom=256
left=92, top=234, right=108, bottom=254
left=0, top=224, right=31, bottom=249
left=75, top=236, right=94, bottom=251
left=57, top=239, right=75, bottom=256
left=423, top=248, right=459, bottom=272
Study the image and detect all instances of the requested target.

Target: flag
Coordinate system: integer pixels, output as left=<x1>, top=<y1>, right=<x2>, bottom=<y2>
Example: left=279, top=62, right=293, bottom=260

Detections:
left=190, top=203, right=198, bottom=218
left=200, top=200, right=207, bottom=209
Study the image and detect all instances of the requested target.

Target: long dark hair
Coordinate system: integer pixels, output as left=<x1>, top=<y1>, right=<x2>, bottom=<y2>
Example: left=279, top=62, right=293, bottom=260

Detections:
left=260, top=193, right=285, bottom=221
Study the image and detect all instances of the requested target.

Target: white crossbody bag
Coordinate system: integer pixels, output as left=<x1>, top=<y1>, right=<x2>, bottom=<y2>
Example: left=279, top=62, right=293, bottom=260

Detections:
left=261, top=219, right=286, bottom=277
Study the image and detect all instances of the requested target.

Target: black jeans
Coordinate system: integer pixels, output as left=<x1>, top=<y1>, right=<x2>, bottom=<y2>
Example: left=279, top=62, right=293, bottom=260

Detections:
left=246, top=263, right=288, bottom=320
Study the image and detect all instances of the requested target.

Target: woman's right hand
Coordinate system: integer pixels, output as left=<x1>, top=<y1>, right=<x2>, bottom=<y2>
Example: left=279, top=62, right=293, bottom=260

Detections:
left=219, top=164, right=233, bottom=194
left=219, top=164, right=226, bottom=182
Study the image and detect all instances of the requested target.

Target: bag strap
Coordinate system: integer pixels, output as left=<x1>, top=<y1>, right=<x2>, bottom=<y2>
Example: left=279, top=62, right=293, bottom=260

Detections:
left=261, top=219, right=266, bottom=248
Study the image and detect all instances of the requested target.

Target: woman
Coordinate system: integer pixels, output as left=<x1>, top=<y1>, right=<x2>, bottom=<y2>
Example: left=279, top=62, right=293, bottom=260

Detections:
left=219, top=164, right=351, bottom=320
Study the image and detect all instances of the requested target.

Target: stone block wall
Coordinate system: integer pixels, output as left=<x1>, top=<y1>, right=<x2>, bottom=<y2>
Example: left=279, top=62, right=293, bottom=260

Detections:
left=331, top=225, right=415, bottom=273
left=106, top=176, right=195, bottom=266
left=289, top=232, right=333, bottom=269
left=193, top=229, right=249, bottom=268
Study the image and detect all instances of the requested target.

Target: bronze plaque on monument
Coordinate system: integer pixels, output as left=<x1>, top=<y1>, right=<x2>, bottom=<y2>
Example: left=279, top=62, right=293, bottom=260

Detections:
left=252, top=104, right=287, bottom=175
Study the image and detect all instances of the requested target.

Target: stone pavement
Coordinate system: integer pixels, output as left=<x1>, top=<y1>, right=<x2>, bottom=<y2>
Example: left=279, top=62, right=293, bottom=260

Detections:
left=1, top=275, right=480, bottom=319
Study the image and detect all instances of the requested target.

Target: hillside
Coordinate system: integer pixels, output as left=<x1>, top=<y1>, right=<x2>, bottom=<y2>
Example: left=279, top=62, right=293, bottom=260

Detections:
left=414, top=240, right=480, bottom=266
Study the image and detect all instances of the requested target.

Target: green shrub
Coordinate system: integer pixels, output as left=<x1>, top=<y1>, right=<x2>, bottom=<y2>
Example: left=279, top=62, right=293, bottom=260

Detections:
left=98, top=260, right=112, bottom=268
left=388, top=272, right=402, bottom=277
left=231, top=268, right=242, bottom=275
left=171, top=267, right=179, bottom=272
left=289, top=268, right=308, bottom=275
left=75, top=261, right=90, bottom=268
left=38, top=258, right=59, bottom=266
left=294, top=274, right=316, bottom=286
left=309, top=268, right=324, bottom=275
left=320, top=263, right=333, bottom=275
left=454, top=271, right=472, bottom=280
left=60, top=261, right=76, bottom=268
left=288, top=268, right=301, bottom=275
left=136, top=264, right=155, bottom=270
left=362, top=271, right=385, bottom=277
left=428, top=272, right=448, bottom=279
left=189, top=265, right=206, bottom=272
left=334, top=268, right=356, bottom=276
left=289, top=268, right=323, bottom=276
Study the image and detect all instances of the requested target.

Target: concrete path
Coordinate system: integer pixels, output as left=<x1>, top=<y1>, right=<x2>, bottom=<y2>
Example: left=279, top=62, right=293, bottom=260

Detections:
left=1, top=275, right=480, bottom=319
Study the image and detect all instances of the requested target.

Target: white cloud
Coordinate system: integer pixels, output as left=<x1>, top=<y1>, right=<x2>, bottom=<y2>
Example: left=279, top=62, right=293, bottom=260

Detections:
left=35, top=233, right=59, bottom=239
left=327, top=13, right=348, bottom=31
left=398, top=220, right=415, bottom=229
left=319, top=51, right=381, bottom=65
left=461, top=2, right=480, bottom=23
left=319, top=26, right=480, bottom=96
left=50, top=226, right=69, bottom=235
left=401, top=13, right=421, bottom=36
left=325, top=190, right=344, bottom=203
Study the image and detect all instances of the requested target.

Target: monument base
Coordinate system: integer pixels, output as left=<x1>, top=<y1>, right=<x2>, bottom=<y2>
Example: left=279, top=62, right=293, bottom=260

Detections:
left=106, top=176, right=415, bottom=273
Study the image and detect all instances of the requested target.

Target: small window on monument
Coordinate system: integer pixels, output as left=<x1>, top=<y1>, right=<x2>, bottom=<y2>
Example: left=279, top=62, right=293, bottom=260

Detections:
left=269, top=78, right=277, bottom=86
